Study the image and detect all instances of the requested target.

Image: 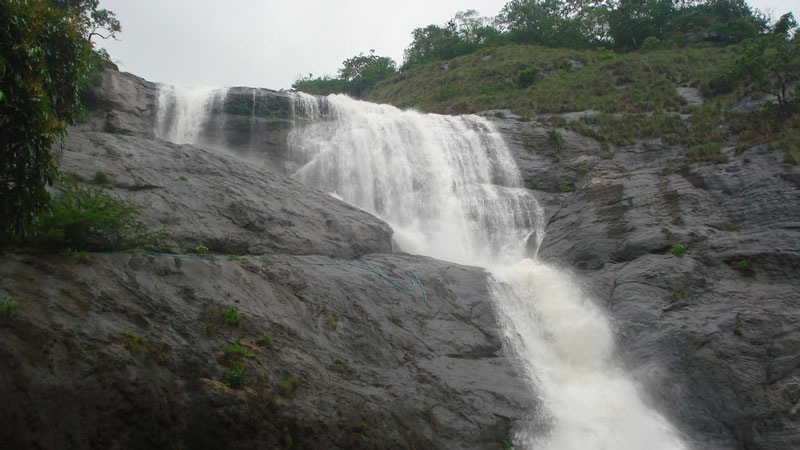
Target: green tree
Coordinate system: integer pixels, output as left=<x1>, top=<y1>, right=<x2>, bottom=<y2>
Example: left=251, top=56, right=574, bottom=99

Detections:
left=0, top=0, right=117, bottom=249
left=733, top=13, right=799, bottom=116
left=338, top=50, right=397, bottom=97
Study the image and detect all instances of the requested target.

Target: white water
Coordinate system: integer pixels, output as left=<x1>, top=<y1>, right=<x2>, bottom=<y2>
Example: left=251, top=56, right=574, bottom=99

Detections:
left=288, top=92, right=688, bottom=450
left=155, top=84, right=228, bottom=144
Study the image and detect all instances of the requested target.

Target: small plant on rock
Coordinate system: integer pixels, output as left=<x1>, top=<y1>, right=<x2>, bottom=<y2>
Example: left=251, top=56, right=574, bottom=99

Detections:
left=195, top=244, right=209, bottom=254
left=223, top=307, right=242, bottom=326
left=0, top=296, right=22, bottom=322
left=224, top=363, right=248, bottom=389
left=277, top=377, right=299, bottom=397
left=257, top=335, right=273, bottom=348
left=670, top=243, right=688, bottom=257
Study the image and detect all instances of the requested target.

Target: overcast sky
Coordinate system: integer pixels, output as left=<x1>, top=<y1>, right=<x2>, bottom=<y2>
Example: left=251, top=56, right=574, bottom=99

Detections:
left=98, top=0, right=796, bottom=91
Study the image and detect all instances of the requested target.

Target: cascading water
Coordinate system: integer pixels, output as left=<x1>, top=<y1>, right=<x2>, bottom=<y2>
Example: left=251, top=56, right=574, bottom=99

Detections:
left=288, top=92, right=688, bottom=450
left=155, top=84, right=228, bottom=145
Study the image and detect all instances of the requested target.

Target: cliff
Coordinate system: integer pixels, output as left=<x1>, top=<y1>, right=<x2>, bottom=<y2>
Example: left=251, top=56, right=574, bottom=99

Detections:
left=0, top=71, right=534, bottom=450
left=1, top=67, right=798, bottom=449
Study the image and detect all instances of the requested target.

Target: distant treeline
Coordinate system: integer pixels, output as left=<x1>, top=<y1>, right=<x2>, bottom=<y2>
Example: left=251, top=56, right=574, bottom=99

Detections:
left=293, top=0, right=794, bottom=98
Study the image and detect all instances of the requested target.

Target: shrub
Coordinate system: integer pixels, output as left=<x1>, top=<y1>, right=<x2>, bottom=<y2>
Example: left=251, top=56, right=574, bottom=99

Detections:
left=224, top=344, right=257, bottom=362
left=222, top=307, right=242, bottom=326
left=516, top=67, right=540, bottom=88
left=670, top=243, right=688, bottom=257
left=195, top=244, right=209, bottom=254
left=546, top=129, right=565, bottom=153
left=20, top=179, right=167, bottom=252
left=92, top=170, right=108, bottom=184
left=224, top=363, right=248, bottom=389
left=277, top=377, right=299, bottom=396
left=257, top=335, right=273, bottom=347
left=730, top=259, right=750, bottom=270
left=0, top=296, right=22, bottom=322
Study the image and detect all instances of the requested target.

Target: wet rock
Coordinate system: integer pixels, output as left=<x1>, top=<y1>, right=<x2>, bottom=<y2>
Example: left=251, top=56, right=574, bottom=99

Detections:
left=492, top=114, right=800, bottom=449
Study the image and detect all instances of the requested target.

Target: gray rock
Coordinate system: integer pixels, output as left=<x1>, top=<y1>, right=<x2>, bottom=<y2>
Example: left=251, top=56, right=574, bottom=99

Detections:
left=492, top=114, right=800, bottom=449
left=0, top=69, right=536, bottom=449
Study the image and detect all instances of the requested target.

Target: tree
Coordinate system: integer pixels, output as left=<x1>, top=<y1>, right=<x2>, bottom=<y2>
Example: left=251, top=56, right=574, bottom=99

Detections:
left=338, top=50, right=397, bottom=97
left=732, top=13, right=799, bottom=116
left=0, top=0, right=113, bottom=249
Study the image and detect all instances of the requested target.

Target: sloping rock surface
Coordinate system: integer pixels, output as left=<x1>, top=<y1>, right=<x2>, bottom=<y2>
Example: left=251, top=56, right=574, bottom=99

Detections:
left=491, top=113, right=800, bottom=450
left=0, top=70, right=534, bottom=450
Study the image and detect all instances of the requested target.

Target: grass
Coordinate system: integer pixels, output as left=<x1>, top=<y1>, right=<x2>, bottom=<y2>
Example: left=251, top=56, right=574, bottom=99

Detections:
left=224, top=344, right=257, bottom=362
left=369, top=43, right=798, bottom=163
left=203, top=305, right=243, bottom=334
left=730, top=259, right=751, bottom=270
left=0, top=296, right=22, bottom=322
left=120, top=330, right=167, bottom=361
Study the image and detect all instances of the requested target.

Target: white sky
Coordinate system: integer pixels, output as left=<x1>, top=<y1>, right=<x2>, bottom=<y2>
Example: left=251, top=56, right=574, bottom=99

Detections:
left=98, top=0, right=796, bottom=90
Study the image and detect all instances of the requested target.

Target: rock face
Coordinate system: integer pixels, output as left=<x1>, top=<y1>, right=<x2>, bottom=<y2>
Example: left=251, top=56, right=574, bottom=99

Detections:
left=0, top=70, right=534, bottom=449
left=490, top=113, right=800, bottom=449
left=3, top=68, right=799, bottom=449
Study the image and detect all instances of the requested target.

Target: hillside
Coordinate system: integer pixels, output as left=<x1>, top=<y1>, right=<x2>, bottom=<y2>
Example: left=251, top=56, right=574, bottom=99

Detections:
left=369, top=43, right=798, bottom=164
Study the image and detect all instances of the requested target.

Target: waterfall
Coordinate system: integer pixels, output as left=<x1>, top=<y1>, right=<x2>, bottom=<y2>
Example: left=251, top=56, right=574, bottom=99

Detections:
left=288, top=93, right=688, bottom=450
left=155, top=84, right=228, bottom=145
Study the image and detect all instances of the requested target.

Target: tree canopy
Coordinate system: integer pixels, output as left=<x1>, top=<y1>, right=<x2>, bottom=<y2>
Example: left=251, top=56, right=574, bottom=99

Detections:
left=293, top=50, right=397, bottom=98
left=0, top=0, right=119, bottom=249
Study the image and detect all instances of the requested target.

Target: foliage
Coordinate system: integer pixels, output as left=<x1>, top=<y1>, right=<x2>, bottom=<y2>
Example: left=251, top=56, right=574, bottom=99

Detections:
left=120, top=330, right=167, bottom=361
left=257, top=335, right=273, bottom=347
left=194, top=244, right=209, bottom=254
left=730, top=15, right=799, bottom=116
left=545, top=129, right=564, bottom=152
left=402, top=10, right=501, bottom=70
left=516, top=67, right=540, bottom=87
left=72, top=249, right=92, bottom=265
left=91, top=169, right=107, bottom=184
left=291, top=74, right=348, bottom=96
left=18, top=179, right=167, bottom=252
left=730, top=258, right=751, bottom=269
left=277, top=377, right=299, bottom=396
left=669, top=243, right=688, bottom=257
left=224, top=344, right=257, bottom=363
left=293, top=50, right=397, bottom=98
left=0, top=0, right=93, bottom=250
left=222, top=307, right=242, bottom=326
left=224, top=362, right=248, bottom=389
left=0, top=296, right=23, bottom=322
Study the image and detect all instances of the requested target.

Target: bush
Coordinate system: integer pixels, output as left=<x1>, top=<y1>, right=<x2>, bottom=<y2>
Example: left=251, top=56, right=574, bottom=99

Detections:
left=516, top=67, right=540, bottom=88
left=670, top=243, right=688, bottom=257
left=224, top=363, right=248, bottom=389
left=0, top=296, right=22, bottom=322
left=19, top=179, right=167, bottom=252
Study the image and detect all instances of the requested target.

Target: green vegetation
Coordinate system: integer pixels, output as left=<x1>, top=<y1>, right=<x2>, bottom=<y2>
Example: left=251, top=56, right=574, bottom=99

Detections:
left=15, top=179, right=167, bottom=252
left=293, top=50, right=397, bottom=98
left=203, top=305, right=243, bottom=334
left=72, top=250, right=92, bottom=265
left=224, top=343, right=257, bottom=362
left=327, top=314, right=339, bottom=331
left=1, top=0, right=120, bottom=250
left=91, top=170, right=108, bottom=184
left=224, top=362, right=248, bottom=389
left=120, top=330, right=167, bottom=361
left=0, top=296, right=23, bottom=322
left=730, top=258, right=751, bottom=270
left=257, top=335, right=273, bottom=347
left=558, top=181, right=574, bottom=193
left=194, top=244, right=209, bottom=254
left=277, top=377, right=299, bottom=397
left=222, top=307, right=242, bottom=326
left=670, top=243, right=688, bottom=257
